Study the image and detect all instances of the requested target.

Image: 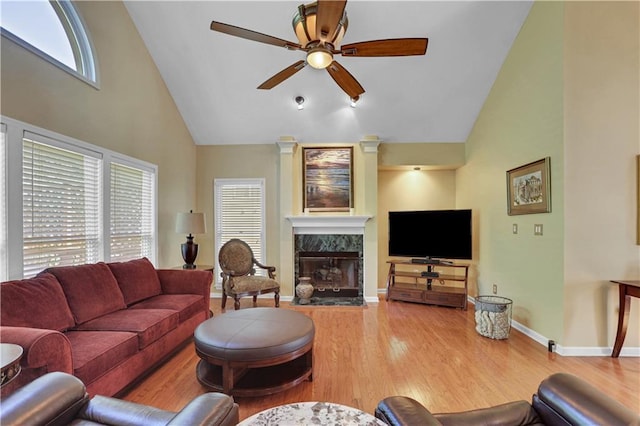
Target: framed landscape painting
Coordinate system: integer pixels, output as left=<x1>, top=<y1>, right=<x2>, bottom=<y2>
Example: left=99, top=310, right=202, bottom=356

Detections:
left=303, top=147, right=353, bottom=212
left=506, top=157, right=551, bottom=215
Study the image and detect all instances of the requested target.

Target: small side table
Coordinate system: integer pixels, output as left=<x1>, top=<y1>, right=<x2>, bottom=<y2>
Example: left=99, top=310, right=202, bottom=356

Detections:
left=610, top=280, right=640, bottom=358
left=1, top=343, right=23, bottom=388
left=172, top=265, right=214, bottom=272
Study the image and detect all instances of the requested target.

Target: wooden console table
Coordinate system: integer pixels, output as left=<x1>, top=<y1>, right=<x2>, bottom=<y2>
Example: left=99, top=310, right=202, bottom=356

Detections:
left=610, top=280, right=640, bottom=358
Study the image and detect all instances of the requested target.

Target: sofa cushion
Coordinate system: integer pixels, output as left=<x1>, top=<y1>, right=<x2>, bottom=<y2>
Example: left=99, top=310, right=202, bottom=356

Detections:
left=65, top=331, right=139, bottom=386
left=74, top=309, right=179, bottom=349
left=129, top=294, right=205, bottom=323
left=107, top=257, right=162, bottom=306
left=47, top=263, right=126, bottom=325
left=1, top=273, right=75, bottom=331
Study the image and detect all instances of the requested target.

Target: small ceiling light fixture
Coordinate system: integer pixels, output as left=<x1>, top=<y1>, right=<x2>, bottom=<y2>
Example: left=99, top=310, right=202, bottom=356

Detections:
left=292, top=2, right=348, bottom=69
left=295, top=96, right=305, bottom=110
left=349, top=96, right=359, bottom=108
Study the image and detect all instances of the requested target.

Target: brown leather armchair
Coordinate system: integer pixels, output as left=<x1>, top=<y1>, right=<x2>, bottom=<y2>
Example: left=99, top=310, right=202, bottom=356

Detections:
left=218, top=238, right=280, bottom=310
left=375, top=373, right=639, bottom=426
left=0, top=372, right=239, bottom=426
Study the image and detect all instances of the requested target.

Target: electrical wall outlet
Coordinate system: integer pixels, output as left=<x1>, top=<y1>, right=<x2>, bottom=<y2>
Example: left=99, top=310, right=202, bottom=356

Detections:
left=492, top=284, right=497, bottom=294
left=512, top=224, right=518, bottom=234
left=534, top=224, right=543, bottom=235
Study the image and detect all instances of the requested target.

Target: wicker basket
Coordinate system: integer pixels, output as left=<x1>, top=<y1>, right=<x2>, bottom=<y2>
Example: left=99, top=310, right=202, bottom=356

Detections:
left=474, top=296, right=513, bottom=339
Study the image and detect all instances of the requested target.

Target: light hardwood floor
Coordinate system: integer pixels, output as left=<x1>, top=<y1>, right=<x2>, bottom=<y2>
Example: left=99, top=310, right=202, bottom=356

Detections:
left=122, top=297, right=639, bottom=421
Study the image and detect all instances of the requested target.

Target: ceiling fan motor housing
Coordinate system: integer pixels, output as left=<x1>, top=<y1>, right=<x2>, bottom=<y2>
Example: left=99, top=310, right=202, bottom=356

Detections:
left=292, top=2, right=349, bottom=48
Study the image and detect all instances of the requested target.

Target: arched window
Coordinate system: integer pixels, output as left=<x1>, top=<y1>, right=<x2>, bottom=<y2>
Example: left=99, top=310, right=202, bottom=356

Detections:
left=1, top=0, right=97, bottom=85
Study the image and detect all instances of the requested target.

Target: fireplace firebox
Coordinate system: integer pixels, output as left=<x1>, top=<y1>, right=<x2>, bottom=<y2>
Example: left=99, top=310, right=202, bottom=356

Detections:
left=298, top=251, right=359, bottom=297
left=294, top=233, right=364, bottom=304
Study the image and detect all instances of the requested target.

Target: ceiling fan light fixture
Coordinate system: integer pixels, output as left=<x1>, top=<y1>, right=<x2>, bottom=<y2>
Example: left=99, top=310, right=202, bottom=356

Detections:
left=306, top=47, right=333, bottom=69
left=292, top=2, right=348, bottom=48
left=295, top=95, right=305, bottom=110
left=350, top=95, right=359, bottom=108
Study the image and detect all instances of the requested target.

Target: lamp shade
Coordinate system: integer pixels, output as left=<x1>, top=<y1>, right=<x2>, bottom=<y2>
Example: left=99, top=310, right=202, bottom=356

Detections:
left=176, top=211, right=206, bottom=235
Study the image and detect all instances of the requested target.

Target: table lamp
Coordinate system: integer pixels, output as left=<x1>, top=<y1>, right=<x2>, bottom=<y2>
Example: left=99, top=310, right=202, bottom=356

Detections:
left=175, top=210, right=206, bottom=269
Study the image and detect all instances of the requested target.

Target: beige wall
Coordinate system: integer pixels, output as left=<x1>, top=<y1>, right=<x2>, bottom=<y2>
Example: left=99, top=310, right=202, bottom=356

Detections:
left=563, top=1, right=639, bottom=348
left=377, top=169, right=457, bottom=289
left=0, top=1, right=196, bottom=268
left=195, top=144, right=280, bottom=288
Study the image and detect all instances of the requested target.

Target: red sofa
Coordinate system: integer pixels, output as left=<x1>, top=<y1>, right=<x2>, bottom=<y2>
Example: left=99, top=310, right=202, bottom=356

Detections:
left=0, top=258, right=212, bottom=398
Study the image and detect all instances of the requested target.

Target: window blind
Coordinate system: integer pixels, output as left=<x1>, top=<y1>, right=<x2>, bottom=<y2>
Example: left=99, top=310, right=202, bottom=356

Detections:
left=110, top=161, right=155, bottom=262
left=214, top=179, right=265, bottom=283
left=22, top=135, right=102, bottom=277
left=0, top=123, right=7, bottom=281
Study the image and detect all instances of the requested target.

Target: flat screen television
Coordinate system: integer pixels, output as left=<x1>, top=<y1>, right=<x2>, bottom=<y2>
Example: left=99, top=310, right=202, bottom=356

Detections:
left=388, top=209, right=472, bottom=260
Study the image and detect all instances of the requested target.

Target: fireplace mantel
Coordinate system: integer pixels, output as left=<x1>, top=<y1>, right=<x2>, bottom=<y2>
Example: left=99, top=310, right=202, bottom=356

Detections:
left=286, top=215, right=372, bottom=235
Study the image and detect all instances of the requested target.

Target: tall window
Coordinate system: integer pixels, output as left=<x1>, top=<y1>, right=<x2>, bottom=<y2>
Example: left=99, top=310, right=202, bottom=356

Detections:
left=0, top=124, right=7, bottom=281
left=214, top=179, right=266, bottom=285
left=0, top=0, right=97, bottom=84
left=110, top=161, right=156, bottom=261
left=22, top=133, right=102, bottom=277
left=1, top=116, right=157, bottom=279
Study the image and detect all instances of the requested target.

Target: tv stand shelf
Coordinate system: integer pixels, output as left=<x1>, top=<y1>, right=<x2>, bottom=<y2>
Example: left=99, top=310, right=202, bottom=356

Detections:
left=386, top=260, right=469, bottom=310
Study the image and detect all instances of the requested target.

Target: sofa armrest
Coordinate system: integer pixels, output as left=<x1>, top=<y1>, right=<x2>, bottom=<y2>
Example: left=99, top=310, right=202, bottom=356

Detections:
left=0, top=372, right=88, bottom=426
left=167, top=393, right=239, bottom=426
left=157, top=269, right=212, bottom=296
left=0, top=326, right=73, bottom=373
left=76, top=395, right=175, bottom=426
left=375, top=396, right=442, bottom=426
left=433, top=401, right=541, bottom=426
left=533, top=372, right=640, bottom=426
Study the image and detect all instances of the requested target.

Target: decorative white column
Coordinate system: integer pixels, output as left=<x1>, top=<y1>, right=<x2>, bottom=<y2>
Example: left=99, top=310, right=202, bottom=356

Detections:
left=277, top=138, right=297, bottom=297
left=360, top=136, right=380, bottom=300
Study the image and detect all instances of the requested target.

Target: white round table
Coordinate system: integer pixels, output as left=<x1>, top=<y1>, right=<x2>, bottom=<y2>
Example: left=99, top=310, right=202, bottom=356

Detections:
left=238, top=401, right=386, bottom=426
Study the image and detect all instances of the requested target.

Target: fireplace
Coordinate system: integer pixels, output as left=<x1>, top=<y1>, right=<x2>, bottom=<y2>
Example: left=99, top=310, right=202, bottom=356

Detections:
left=294, top=233, right=364, bottom=304
left=286, top=215, right=371, bottom=306
left=298, top=251, right=359, bottom=297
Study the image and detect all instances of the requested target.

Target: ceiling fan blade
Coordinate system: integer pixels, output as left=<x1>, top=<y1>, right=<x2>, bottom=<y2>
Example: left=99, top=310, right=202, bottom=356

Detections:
left=257, top=60, right=307, bottom=90
left=210, top=21, right=302, bottom=51
left=326, top=60, right=365, bottom=98
left=316, top=0, right=347, bottom=42
left=340, top=38, right=428, bottom=57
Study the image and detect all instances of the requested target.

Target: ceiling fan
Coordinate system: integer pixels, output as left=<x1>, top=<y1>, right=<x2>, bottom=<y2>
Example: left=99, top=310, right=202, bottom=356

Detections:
left=210, top=0, right=428, bottom=100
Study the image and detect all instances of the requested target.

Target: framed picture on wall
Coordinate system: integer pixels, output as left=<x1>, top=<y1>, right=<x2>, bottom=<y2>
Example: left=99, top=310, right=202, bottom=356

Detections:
left=506, top=157, right=551, bottom=215
left=303, top=147, right=353, bottom=212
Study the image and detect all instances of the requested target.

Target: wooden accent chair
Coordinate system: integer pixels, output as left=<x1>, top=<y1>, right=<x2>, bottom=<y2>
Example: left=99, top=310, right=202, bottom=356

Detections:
left=218, top=239, right=280, bottom=310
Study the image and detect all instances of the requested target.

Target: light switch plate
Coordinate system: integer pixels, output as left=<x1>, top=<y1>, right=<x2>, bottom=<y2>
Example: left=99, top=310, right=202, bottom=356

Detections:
left=534, top=224, right=543, bottom=235
left=513, top=224, right=518, bottom=234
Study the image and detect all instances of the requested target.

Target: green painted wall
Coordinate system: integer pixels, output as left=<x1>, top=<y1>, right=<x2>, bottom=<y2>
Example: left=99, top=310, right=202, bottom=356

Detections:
left=456, top=1, right=565, bottom=342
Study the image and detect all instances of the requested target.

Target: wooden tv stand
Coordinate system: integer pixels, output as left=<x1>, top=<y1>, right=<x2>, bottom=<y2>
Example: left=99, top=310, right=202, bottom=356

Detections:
left=386, top=259, right=469, bottom=310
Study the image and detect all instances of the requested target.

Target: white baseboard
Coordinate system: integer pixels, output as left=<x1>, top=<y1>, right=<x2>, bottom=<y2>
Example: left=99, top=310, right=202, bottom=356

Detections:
left=469, top=296, right=639, bottom=357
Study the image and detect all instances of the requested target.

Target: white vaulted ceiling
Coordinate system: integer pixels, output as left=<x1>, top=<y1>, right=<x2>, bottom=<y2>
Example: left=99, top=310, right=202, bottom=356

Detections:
left=124, top=1, right=532, bottom=145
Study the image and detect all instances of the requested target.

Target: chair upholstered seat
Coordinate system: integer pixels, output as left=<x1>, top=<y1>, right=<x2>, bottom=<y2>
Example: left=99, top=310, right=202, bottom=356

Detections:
left=219, top=238, right=280, bottom=310
left=231, top=276, right=279, bottom=293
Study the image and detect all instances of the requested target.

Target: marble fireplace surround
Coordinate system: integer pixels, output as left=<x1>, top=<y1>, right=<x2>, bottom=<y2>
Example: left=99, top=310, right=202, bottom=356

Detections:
left=286, top=215, right=373, bottom=304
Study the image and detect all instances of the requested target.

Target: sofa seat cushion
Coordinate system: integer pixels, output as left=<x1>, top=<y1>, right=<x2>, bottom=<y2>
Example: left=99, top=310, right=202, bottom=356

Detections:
left=74, top=309, right=179, bottom=349
left=1, top=273, right=75, bottom=331
left=47, top=263, right=126, bottom=325
left=66, top=331, right=138, bottom=385
left=107, top=257, right=162, bottom=306
left=129, top=294, right=205, bottom=323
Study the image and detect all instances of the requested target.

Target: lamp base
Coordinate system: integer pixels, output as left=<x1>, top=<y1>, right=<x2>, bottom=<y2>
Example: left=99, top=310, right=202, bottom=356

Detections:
left=181, top=237, right=198, bottom=270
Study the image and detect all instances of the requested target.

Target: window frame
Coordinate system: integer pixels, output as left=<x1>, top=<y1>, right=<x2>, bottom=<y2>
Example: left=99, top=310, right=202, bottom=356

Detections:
left=0, top=0, right=99, bottom=88
left=214, top=178, right=266, bottom=288
left=2, top=115, right=157, bottom=279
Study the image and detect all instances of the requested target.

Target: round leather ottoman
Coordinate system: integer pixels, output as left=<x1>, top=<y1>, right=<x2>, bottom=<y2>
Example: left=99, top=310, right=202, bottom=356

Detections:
left=194, top=307, right=314, bottom=397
